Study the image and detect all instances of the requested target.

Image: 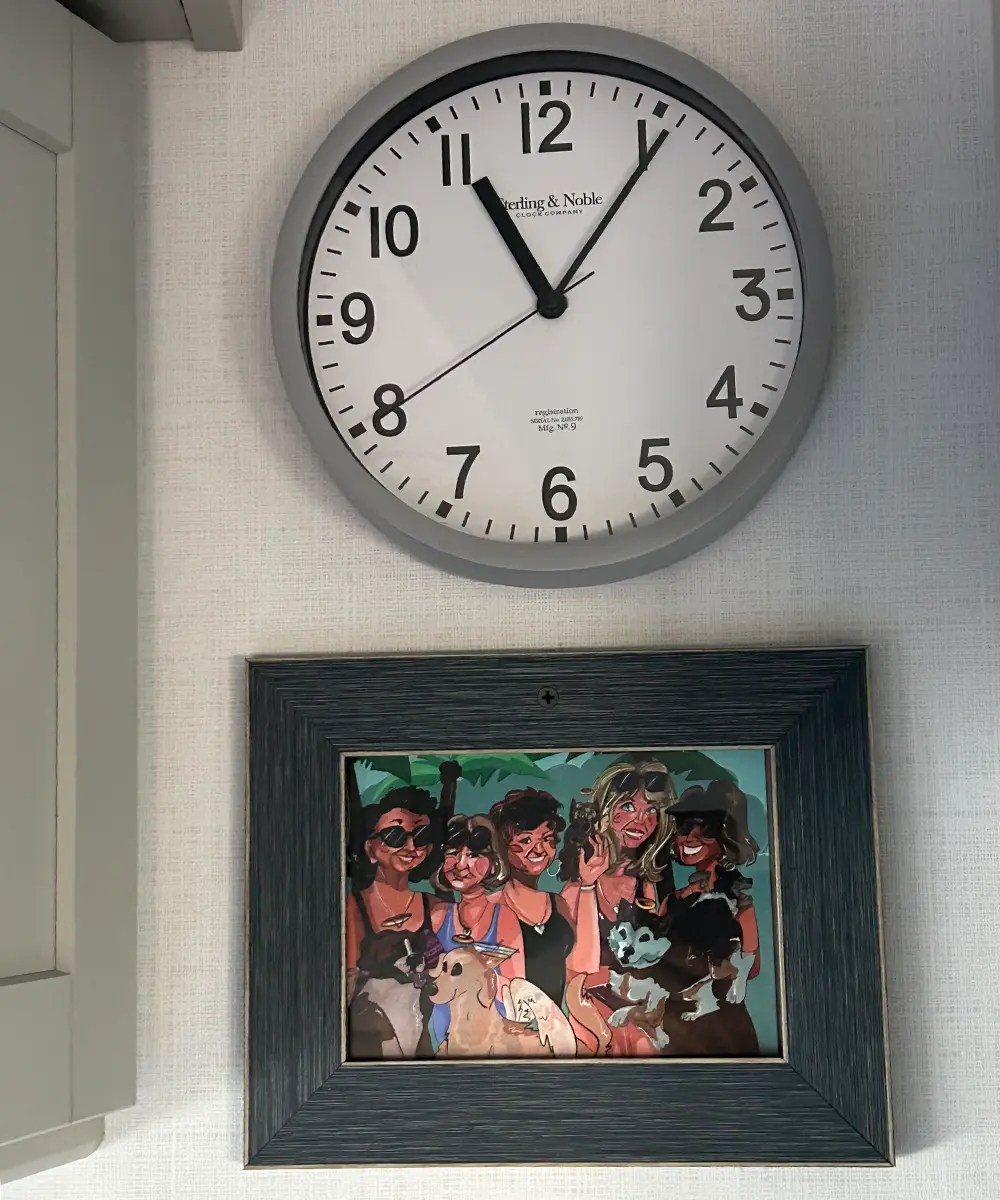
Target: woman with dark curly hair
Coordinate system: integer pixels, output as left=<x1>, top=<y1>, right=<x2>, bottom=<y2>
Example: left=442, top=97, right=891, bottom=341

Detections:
left=490, top=789, right=575, bottom=1007
left=345, top=785, right=446, bottom=1058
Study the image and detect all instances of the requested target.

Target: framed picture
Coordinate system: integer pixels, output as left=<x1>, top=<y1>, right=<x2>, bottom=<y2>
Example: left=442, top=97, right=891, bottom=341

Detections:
left=245, top=647, right=891, bottom=1166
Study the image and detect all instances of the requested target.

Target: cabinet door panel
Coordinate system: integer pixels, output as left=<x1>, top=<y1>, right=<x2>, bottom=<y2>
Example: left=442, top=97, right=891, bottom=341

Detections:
left=0, top=975, right=70, bottom=1143
left=0, top=0, right=136, bottom=1165
left=0, top=122, right=58, bottom=980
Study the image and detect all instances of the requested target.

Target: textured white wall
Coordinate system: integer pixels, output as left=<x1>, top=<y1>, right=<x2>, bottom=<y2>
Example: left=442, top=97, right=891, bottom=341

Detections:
left=11, top=0, right=999, bottom=1195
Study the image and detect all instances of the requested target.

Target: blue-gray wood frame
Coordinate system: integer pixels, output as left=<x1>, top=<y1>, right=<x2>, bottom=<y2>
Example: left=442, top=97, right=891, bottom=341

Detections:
left=246, top=647, right=891, bottom=1166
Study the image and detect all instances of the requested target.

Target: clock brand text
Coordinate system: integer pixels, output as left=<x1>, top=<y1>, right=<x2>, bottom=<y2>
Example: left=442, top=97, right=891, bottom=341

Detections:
left=503, top=192, right=604, bottom=218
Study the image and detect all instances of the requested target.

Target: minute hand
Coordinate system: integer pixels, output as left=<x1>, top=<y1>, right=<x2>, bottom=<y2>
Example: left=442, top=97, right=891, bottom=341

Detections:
left=554, top=129, right=669, bottom=294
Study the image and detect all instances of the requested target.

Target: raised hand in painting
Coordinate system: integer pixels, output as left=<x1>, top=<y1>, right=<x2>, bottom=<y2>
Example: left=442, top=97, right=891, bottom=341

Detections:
left=578, top=833, right=612, bottom=886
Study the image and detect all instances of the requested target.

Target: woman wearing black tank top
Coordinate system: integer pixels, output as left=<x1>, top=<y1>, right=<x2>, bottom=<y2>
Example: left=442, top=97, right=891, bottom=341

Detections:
left=345, top=785, right=447, bottom=1058
left=490, top=790, right=575, bottom=1008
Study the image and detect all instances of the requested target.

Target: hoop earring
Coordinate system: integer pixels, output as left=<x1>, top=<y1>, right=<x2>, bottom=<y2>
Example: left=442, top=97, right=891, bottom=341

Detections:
left=546, top=860, right=561, bottom=878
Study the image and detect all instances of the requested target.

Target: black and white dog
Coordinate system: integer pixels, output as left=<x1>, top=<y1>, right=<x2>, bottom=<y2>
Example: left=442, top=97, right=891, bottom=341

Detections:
left=349, top=937, right=428, bottom=1059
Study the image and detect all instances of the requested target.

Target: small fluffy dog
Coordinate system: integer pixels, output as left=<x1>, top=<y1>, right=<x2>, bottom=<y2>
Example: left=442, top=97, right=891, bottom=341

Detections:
left=429, top=947, right=576, bottom=1057
left=606, top=921, right=674, bottom=1050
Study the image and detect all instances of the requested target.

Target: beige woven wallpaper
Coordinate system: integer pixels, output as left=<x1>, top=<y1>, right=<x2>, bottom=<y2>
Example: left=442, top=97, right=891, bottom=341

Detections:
left=10, top=0, right=1000, bottom=1195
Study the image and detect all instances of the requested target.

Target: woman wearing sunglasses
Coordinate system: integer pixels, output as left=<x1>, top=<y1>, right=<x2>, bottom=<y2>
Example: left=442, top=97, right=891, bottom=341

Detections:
left=427, top=814, right=523, bottom=1050
left=345, top=786, right=446, bottom=1058
left=558, top=760, right=678, bottom=1054
left=659, top=780, right=762, bottom=1055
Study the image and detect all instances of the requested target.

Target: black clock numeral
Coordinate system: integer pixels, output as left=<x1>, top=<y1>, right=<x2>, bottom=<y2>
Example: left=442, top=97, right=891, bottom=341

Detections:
left=369, top=205, right=419, bottom=258
left=706, top=365, right=743, bottom=419
left=440, top=133, right=472, bottom=186
left=637, top=438, right=673, bottom=492
left=542, top=466, right=578, bottom=520
left=521, top=101, right=573, bottom=154
left=372, top=383, right=407, bottom=436
left=734, top=268, right=770, bottom=321
left=699, top=179, right=734, bottom=232
left=341, top=292, right=374, bottom=344
left=446, top=444, right=480, bottom=498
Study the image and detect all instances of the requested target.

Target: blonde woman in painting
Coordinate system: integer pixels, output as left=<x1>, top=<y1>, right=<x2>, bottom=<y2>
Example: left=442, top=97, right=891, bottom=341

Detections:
left=558, top=760, right=678, bottom=1053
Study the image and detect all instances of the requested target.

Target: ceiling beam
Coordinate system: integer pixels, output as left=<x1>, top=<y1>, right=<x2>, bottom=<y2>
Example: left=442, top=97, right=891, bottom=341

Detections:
left=55, top=0, right=242, bottom=48
left=180, top=0, right=241, bottom=50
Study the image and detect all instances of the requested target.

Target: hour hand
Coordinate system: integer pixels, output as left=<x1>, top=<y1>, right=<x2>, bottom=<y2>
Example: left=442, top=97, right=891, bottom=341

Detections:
left=472, top=177, right=566, bottom=319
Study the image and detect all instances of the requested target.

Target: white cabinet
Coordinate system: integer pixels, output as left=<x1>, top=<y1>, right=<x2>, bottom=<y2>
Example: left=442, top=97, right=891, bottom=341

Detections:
left=0, top=0, right=136, bottom=1182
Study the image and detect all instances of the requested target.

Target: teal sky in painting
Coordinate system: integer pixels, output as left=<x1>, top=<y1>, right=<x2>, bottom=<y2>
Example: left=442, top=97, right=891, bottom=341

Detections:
left=350, top=747, right=780, bottom=1055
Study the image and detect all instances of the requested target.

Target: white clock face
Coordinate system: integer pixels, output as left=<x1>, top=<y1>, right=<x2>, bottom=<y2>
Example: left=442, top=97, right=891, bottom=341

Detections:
left=301, top=64, right=806, bottom=551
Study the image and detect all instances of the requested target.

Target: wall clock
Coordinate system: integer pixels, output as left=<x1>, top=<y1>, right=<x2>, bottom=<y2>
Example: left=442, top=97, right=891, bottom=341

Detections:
left=272, top=23, right=834, bottom=587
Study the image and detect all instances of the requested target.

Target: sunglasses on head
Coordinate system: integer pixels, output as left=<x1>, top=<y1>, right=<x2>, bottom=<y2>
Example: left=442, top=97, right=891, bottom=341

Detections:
left=445, top=825, right=493, bottom=856
left=611, top=770, right=669, bottom=795
left=371, top=823, right=433, bottom=850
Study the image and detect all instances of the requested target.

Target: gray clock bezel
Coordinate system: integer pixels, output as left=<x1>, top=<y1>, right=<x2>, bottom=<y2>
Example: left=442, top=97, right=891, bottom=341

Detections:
left=271, top=23, right=835, bottom=588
